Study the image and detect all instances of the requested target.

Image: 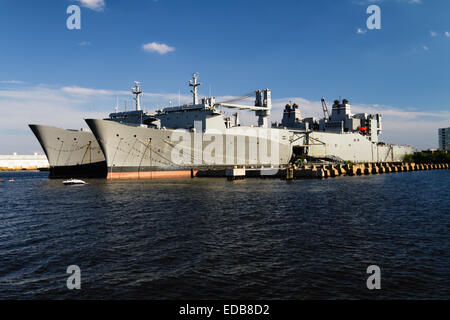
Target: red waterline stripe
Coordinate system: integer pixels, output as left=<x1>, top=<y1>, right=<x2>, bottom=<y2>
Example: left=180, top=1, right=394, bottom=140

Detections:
left=107, top=170, right=197, bottom=180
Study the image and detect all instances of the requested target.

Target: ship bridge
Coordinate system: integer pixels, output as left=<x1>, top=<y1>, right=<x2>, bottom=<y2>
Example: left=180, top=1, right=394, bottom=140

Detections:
left=146, top=73, right=273, bottom=132
left=276, top=98, right=382, bottom=143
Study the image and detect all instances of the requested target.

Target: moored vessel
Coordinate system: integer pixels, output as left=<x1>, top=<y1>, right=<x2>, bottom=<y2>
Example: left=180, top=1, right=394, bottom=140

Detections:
left=29, top=124, right=106, bottom=178
left=29, top=82, right=151, bottom=179
left=86, top=74, right=413, bottom=180
left=86, top=74, right=292, bottom=179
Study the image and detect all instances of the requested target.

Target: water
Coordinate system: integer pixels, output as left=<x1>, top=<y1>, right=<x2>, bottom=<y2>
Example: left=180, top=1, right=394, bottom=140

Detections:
left=0, top=170, right=449, bottom=299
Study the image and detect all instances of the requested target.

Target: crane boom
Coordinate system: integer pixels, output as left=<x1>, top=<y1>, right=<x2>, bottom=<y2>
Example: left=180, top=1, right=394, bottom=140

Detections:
left=214, top=103, right=270, bottom=111
left=321, top=97, right=330, bottom=119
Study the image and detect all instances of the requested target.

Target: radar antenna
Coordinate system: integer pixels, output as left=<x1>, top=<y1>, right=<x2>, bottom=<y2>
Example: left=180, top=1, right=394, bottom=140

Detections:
left=189, top=73, right=201, bottom=105
left=132, top=81, right=143, bottom=111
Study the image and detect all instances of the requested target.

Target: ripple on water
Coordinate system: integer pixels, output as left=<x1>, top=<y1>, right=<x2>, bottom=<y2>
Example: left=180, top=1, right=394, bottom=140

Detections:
left=0, top=170, right=449, bottom=299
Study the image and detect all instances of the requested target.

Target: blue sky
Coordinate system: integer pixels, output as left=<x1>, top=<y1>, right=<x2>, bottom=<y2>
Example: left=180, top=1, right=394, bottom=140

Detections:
left=0, top=0, right=449, bottom=153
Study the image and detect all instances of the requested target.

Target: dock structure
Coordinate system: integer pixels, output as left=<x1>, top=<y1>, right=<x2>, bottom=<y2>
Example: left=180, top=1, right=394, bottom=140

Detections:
left=226, top=167, right=246, bottom=181
left=195, top=162, right=449, bottom=180
left=287, top=162, right=449, bottom=180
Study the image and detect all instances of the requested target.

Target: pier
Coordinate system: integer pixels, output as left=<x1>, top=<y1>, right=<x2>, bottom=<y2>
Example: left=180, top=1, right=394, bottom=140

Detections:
left=195, top=162, right=449, bottom=180
left=289, top=162, right=449, bottom=179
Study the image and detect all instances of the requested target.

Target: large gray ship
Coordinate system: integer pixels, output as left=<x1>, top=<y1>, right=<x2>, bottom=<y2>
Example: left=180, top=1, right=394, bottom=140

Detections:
left=86, top=74, right=413, bottom=180
left=29, top=82, right=151, bottom=178
left=29, top=124, right=106, bottom=178
left=86, top=74, right=292, bottom=179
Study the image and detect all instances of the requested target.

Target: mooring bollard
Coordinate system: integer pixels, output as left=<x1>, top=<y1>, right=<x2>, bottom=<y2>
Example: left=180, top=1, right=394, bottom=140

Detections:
left=286, top=167, right=294, bottom=180
left=328, top=165, right=339, bottom=177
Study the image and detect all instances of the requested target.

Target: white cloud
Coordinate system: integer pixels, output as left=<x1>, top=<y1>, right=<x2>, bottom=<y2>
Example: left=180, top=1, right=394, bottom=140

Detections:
left=77, top=0, right=105, bottom=11
left=423, top=46, right=429, bottom=51
left=142, top=42, right=175, bottom=55
left=445, top=32, right=450, bottom=38
left=430, top=31, right=437, bottom=37
left=356, top=28, right=367, bottom=34
left=0, top=80, right=25, bottom=84
left=0, top=87, right=104, bottom=154
left=79, top=41, right=91, bottom=46
left=61, top=86, right=127, bottom=96
left=60, top=86, right=193, bottom=105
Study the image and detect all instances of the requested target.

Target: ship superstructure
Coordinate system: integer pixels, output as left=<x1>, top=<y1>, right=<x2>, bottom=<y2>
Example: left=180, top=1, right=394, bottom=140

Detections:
left=278, top=98, right=412, bottom=162
left=280, top=98, right=381, bottom=140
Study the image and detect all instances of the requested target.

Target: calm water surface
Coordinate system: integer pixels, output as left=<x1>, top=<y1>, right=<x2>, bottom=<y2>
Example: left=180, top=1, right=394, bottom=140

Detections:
left=0, top=170, right=449, bottom=299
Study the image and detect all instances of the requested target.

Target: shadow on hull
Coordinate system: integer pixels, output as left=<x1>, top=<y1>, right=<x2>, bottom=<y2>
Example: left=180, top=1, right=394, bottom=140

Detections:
left=49, top=161, right=107, bottom=179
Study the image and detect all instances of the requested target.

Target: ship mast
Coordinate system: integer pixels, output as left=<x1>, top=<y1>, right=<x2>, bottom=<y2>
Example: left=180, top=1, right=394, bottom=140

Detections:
left=189, top=73, right=201, bottom=105
left=132, top=81, right=142, bottom=111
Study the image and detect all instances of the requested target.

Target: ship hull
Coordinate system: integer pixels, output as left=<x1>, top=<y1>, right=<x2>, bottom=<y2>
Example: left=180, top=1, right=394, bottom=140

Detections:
left=302, top=131, right=414, bottom=162
left=48, top=161, right=107, bottom=179
left=105, top=167, right=196, bottom=180
left=29, top=124, right=107, bottom=179
left=85, top=119, right=293, bottom=180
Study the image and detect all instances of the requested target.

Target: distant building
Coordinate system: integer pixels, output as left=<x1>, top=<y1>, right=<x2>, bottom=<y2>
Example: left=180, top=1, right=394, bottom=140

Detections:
left=438, top=127, right=450, bottom=151
left=0, top=153, right=49, bottom=170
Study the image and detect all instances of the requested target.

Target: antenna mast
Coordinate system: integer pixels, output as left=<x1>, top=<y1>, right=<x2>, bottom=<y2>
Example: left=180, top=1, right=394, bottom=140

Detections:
left=132, top=81, right=143, bottom=111
left=189, top=73, right=201, bottom=105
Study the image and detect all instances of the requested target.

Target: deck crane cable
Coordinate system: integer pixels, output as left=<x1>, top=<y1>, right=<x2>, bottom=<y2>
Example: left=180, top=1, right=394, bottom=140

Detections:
left=216, top=90, right=257, bottom=104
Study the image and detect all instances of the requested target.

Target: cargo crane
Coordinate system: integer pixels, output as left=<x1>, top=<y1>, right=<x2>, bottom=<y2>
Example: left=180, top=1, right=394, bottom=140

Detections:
left=321, top=97, right=330, bottom=120
left=215, top=89, right=272, bottom=128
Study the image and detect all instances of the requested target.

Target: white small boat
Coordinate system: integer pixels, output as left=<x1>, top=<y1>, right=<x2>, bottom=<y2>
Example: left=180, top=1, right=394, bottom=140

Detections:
left=63, top=179, right=86, bottom=185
